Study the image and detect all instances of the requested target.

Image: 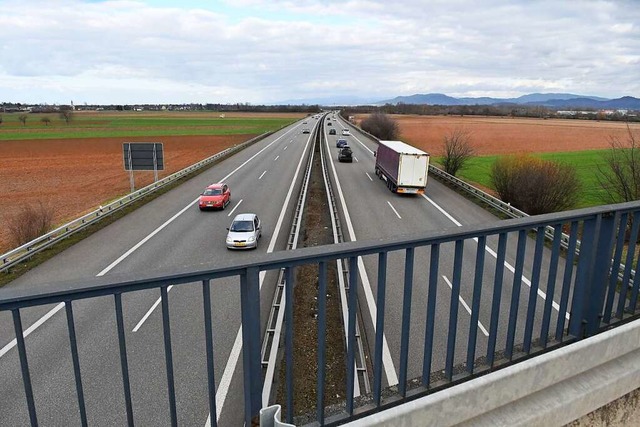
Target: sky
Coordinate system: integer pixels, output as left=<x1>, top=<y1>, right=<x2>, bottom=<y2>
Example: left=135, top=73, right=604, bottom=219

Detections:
left=1, top=0, right=638, bottom=105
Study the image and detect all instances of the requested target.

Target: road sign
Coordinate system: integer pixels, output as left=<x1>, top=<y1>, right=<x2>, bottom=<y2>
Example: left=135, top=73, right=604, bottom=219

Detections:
left=123, top=142, right=164, bottom=171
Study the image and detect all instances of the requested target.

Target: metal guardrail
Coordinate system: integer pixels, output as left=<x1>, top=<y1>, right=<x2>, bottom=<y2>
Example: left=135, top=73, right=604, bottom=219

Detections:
left=1, top=132, right=272, bottom=272
left=347, top=121, right=635, bottom=283
left=3, top=201, right=640, bottom=426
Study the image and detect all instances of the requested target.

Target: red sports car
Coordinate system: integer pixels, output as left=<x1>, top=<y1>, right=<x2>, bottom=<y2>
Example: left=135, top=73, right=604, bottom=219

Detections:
left=198, top=183, right=231, bottom=210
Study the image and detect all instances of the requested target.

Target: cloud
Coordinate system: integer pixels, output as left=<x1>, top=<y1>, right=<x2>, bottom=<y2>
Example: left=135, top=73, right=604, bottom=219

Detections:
left=0, top=0, right=638, bottom=103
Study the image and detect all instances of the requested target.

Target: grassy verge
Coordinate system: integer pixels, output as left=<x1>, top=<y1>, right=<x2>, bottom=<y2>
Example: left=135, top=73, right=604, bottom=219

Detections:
left=435, top=149, right=611, bottom=208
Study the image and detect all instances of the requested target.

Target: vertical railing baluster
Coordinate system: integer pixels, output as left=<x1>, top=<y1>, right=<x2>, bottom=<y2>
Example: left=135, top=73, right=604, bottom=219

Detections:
left=114, top=294, right=134, bottom=426
left=12, top=309, right=38, bottom=427
left=346, top=256, right=358, bottom=415
left=202, top=280, right=217, bottom=427
left=466, top=235, right=485, bottom=374
left=540, top=224, right=562, bottom=348
left=487, top=233, right=507, bottom=366
left=569, top=216, right=600, bottom=338
left=65, top=301, right=88, bottom=427
left=316, top=262, right=328, bottom=425
left=628, top=236, right=640, bottom=313
left=240, top=267, right=262, bottom=425
left=284, top=267, right=294, bottom=423
left=585, top=212, right=617, bottom=336
left=374, top=252, right=388, bottom=407
left=445, top=240, right=464, bottom=381
left=603, top=213, right=628, bottom=324
left=398, top=248, right=415, bottom=396
left=160, top=286, right=178, bottom=427
left=523, top=227, right=545, bottom=353
left=505, top=230, right=527, bottom=360
left=617, top=212, right=640, bottom=318
left=422, top=244, right=439, bottom=387
left=556, top=221, right=579, bottom=341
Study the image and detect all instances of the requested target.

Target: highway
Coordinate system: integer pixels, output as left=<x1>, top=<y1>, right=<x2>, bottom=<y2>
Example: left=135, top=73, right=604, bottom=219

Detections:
left=0, top=121, right=317, bottom=426
left=0, top=114, right=572, bottom=425
left=323, top=114, right=570, bottom=389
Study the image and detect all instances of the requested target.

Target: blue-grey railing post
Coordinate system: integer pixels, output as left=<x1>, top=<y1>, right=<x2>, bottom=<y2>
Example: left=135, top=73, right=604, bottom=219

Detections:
left=202, top=280, right=217, bottom=427
left=374, top=252, right=387, bottom=406
left=569, top=215, right=600, bottom=338
left=12, top=309, right=38, bottom=427
left=467, top=236, right=486, bottom=374
left=64, top=300, right=88, bottom=427
left=160, top=286, right=178, bottom=427
left=398, top=247, right=414, bottom=396
left=422, top=243, right=439, bottom=387
left=240, top=266, right=262, bottom=424
left=114, top=294, right=134, bottom=426
left=346, top=256, right=358, bottom=415
left=585, top=212, right=617, bottom=336
left=284, top=267, right=294, bottom=423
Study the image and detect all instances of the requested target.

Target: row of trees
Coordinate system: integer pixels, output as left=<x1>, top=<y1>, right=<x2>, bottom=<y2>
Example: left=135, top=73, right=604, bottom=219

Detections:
left=2, top=110, right=74, bottom=126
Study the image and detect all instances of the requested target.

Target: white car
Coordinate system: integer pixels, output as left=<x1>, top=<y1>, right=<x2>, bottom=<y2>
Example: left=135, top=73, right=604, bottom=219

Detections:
left=341, top=129, right=350, bottom=136
left=226, top=213, right=261, bottom=249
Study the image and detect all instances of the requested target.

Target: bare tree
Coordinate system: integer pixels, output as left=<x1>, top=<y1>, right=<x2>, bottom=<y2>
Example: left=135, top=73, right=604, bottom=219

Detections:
left=597, top=125, right=640, bottom=204
left=18, top=114, right=28, bottom=126
left=491, top=155, right=580, bottom=214
left=5, top=202, right=55, bottom=247
left=360, top=112, right=399, bottom=140
left=442, top=127, right=474, bottom=176
left=41, top=117, right=51, bottom=126
left=60, top=109, right=74, bottom=125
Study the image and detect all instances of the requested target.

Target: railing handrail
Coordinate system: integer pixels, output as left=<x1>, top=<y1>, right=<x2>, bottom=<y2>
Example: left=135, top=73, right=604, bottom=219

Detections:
left=2, top=200, right=638, bottom=310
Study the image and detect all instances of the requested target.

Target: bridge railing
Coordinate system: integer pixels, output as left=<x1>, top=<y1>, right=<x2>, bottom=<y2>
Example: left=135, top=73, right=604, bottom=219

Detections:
left=2, top=201, right=640, bottom=426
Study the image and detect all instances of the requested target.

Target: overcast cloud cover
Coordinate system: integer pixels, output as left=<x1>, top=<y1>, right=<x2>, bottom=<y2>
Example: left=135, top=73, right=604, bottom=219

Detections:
left=1, top=0, right=638, bottom=104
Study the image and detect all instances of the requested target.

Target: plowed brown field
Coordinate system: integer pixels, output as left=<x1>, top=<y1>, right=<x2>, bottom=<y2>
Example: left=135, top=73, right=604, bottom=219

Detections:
left=355, top=115, right=639, bottom=156
left=0, top=134, right=249, bottom=252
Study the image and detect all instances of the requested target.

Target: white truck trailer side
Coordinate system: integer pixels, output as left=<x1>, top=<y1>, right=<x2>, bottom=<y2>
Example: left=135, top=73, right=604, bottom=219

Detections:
left=374, top=140, right=429, bottom=194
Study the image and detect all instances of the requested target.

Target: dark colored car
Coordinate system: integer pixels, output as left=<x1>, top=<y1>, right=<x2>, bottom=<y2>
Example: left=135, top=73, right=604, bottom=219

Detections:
left=198, top=183, right=230, bottom=210
left=336, top=138, right=348, bottom=148
left=327, top=122, right=332, bottom=126
left=329, top=128, right=336, bottom=135
left=338, top=146, right=353, bottom=162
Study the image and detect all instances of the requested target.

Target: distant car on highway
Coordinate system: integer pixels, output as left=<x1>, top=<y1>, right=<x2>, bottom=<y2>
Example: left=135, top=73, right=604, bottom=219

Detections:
left=342, top=129, right=350, bottom=136
left=226, top=213, right=261, bottom=249
left=327, top=122, right=332, bottom=126
left=336, top=138, right=348, bottom=148
left=329, top=128, right=336, bottom=135
left=198, top=183, right=230, bottom=210
left=338, top=146, right=353, bottom=163
left=302, top=128, right=310, bottom=134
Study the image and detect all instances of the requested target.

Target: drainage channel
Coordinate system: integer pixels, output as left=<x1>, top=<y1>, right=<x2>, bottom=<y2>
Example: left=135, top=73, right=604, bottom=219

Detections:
left=261, top=113, right=370, bottom=420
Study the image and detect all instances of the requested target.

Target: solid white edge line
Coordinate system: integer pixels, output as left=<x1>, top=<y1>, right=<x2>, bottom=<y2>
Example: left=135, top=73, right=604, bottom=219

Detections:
left=227, top=199, right=243, bottom=217
left=206, top=130, right=314, bottom=426
left=132, top=285, right=174, bottom=332
left=0, top=302, right=65, bottom=359
left=387, top=201, right=402, bottom=219
left=323, top=127, right=399, bottom=386
left=442, top=276, right=489, bottom=337
left=422, top=194, right=569, bottom=320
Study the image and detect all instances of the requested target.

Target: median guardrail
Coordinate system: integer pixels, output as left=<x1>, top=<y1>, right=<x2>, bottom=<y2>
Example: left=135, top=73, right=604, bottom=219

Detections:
left=1, top=132, right=273, bottom=273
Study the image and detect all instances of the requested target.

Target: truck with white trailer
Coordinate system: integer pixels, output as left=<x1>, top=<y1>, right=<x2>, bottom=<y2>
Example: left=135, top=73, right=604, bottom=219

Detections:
left=374, top=140, right=429, bottom=194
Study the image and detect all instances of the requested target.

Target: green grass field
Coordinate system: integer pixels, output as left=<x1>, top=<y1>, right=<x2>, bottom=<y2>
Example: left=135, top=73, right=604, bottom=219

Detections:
left=435, top=149, right=613, bottom=208
left=0, top=111, right=299, bottom=140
